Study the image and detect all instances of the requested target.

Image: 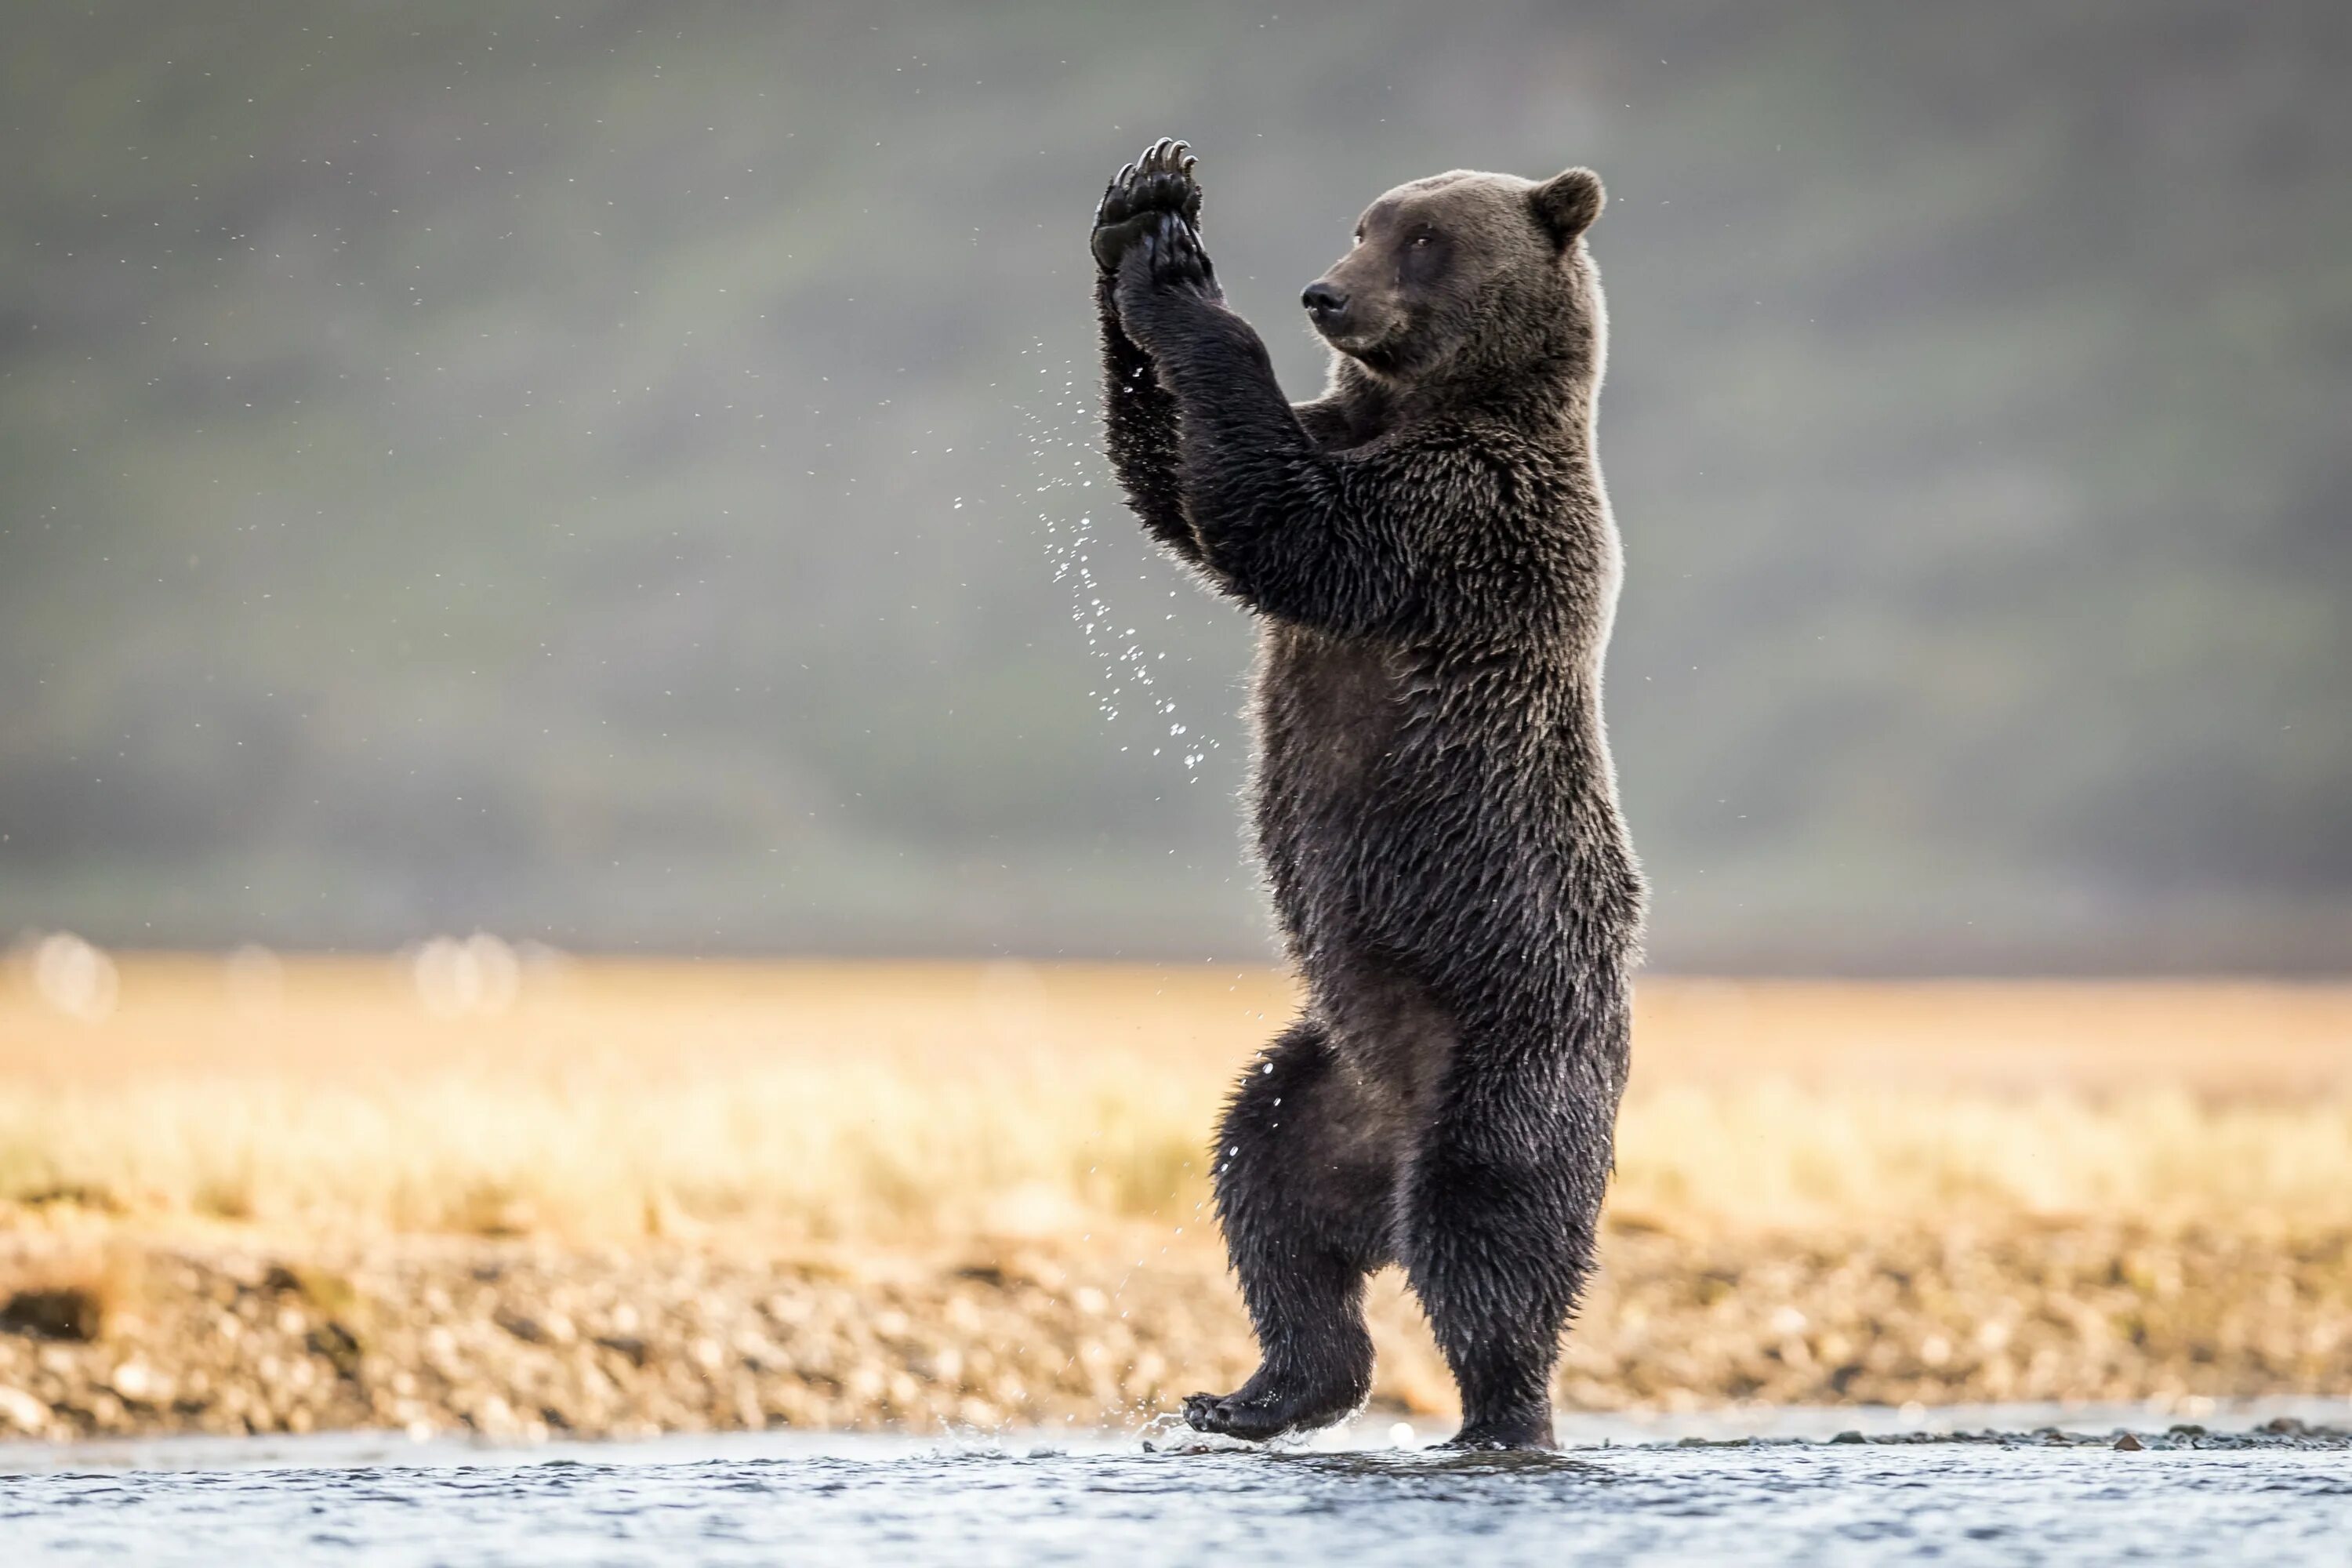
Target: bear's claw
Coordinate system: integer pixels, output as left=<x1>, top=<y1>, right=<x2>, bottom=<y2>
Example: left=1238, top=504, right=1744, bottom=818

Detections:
left=1182, top=1390, right=1300, bottom=1443
left=1180, top=1365, right=1365, bottom=1443
left=1093, top=137, right=1202, bottom=273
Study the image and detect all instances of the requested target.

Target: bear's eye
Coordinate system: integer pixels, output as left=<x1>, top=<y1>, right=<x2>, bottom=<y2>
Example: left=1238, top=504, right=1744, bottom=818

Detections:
left=1412, top=232, right=1436, bottom=248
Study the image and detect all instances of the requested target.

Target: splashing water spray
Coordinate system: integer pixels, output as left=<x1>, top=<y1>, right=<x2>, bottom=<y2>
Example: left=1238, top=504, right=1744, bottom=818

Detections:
left=1018, top=347, right=1216, bottom=778
left=1018, top=345, right=1271, bottom=1449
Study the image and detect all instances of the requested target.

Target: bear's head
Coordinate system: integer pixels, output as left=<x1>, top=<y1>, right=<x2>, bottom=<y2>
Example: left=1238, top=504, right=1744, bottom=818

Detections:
left=1301, top=165, right=1606, bottom=398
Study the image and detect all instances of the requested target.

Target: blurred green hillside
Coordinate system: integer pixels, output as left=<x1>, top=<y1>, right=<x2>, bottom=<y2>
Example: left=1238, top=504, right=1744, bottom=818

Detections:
left=2, top=1, right=2347, bottom=970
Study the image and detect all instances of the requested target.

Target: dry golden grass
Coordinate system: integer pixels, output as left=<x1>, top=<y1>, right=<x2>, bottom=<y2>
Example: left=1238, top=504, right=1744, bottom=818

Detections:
left=3, top=956, right=2350, bottom=1246
left=5, top=959, right=2349, bottom=1436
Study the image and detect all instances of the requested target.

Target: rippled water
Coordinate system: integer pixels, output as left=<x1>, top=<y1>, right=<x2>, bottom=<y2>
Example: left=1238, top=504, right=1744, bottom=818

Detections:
left=5, top=1407, right=2349, bottom=1566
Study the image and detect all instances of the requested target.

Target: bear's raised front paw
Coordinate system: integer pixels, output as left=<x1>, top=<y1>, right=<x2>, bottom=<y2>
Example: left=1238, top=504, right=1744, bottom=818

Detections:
left=1091, top=136, right=1200, bottom=274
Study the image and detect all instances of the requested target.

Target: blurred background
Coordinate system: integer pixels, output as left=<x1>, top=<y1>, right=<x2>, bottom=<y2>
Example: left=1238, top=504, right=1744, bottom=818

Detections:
left=4, top=4, right=2351, bottom=1451
left=3, top=0, right=2349, bottom=973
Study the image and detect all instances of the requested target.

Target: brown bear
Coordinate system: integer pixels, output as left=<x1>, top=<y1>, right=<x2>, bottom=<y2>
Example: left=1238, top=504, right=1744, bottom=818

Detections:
left=1091, top=139, right=1643, bottom=1450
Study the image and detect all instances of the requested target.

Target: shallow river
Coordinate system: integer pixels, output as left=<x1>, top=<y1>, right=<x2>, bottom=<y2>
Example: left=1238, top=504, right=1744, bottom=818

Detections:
left=5, top=1404, right=2348, bottom=1566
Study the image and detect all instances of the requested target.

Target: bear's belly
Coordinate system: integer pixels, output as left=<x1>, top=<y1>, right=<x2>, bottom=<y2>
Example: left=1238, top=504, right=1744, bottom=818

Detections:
left=1246, top=624, right=1640, bottom=1024
left=1247, top=624, right=1415, bottom=960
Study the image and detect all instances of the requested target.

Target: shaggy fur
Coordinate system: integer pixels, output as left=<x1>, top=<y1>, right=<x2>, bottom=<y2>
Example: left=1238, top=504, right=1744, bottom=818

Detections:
left=1091, top=140, right=1643, bottom=1450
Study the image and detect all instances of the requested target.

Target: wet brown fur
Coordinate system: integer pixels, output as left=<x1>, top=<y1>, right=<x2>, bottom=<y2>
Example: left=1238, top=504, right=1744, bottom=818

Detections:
left=1091, top=143, right=1642, bottom=1450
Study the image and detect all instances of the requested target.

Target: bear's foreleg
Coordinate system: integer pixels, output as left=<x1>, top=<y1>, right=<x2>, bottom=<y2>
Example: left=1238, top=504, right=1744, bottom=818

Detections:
left=1183, top=1019, right=1398, bottom=1441
left=1094, top=274, right=1203, bottom=566
left=1113, top=216, right=1518, bottom=642
left=1091, top=140, right=1210, bottom=569
left=1401, top=1043, right=1624, bottom=1450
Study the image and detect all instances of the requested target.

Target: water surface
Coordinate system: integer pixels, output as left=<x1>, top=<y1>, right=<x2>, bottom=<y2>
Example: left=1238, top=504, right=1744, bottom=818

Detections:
left=5, top=1405, right=2347, bottom=1566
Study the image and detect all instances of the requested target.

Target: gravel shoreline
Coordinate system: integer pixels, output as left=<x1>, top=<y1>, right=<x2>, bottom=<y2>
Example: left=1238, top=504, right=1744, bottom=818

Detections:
left=2, top=1222, right=2345, bottom=1443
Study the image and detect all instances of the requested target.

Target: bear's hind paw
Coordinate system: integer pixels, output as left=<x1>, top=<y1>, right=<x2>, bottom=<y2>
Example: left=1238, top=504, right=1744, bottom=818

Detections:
left=1180, top=1370, right=1362, bottom=1443
left=1437, top=1412, right=1557, bottom=1452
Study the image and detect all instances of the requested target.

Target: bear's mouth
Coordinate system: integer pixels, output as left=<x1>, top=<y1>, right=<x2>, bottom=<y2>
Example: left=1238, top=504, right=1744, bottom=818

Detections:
left=1313, top=316, right=1410, bottom=372
left=1309, top=309, right=1403, bottom=358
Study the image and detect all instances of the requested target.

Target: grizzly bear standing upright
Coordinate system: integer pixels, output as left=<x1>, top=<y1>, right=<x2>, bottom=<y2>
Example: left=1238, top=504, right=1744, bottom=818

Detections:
left=1090, top=139, right=1644, bottom=1450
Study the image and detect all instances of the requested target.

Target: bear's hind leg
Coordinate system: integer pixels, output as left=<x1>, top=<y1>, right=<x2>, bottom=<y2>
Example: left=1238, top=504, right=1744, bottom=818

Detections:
left=1184, top=1019, right=1397, bottom=1442
left=1402, top=1045, right=1623, bottom=1450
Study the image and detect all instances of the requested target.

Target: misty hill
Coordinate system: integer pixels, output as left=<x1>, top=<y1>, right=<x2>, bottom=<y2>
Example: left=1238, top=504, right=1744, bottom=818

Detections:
left=2, top=2, right=2347, bottom=970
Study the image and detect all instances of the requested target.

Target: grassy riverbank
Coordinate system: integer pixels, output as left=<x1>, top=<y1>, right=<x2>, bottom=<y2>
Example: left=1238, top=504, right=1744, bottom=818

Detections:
left=2, top=960, right=2347, bottom=1439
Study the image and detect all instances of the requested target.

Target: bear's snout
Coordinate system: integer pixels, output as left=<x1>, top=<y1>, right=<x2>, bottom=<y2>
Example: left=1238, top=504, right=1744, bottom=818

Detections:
left=1301, top=280, right=1349, bottom=325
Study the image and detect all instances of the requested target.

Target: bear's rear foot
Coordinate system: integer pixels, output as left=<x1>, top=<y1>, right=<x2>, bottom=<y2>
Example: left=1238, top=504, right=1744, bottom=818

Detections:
left=1438, top=1409, right=1556, bottom=1451
left=1181, top=1363, right=1367, bottom=1443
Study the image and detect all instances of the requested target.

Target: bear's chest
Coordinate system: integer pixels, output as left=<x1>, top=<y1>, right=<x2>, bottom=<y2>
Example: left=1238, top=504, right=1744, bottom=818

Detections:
left=1250, top=625, right=1414, bottom=814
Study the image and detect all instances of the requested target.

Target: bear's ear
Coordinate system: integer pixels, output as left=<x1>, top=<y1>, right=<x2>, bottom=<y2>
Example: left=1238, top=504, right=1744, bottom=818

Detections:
left=1530, top=166, right=1604, bottom=248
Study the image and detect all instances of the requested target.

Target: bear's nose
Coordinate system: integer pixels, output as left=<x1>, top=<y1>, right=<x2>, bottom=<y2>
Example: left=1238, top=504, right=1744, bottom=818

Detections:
left=1301, top=281, right=1349, bottom=319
